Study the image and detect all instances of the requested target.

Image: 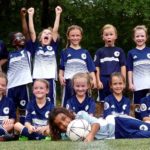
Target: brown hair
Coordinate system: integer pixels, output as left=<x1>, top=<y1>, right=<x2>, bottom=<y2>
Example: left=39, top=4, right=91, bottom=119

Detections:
left=66, top=25, right=83, bottom=48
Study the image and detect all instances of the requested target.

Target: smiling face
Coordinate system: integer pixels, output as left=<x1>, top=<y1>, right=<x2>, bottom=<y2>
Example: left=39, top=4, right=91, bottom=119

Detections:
left=110, top=76, right=125, bottom=96
left=134, top=29, right=147, bottom=48
left=102, top=27, right=117, bottom=47
left=67, top=28, right=82, bottom=48
left=40, top=29, right=53, bottom=46
left=12, top=32, right=25, bottom=48
left=73, top=77, right=89, bottom=97
left=54, top=113, right=72, bottom=132
left=33, top=80, right=49, bottom=100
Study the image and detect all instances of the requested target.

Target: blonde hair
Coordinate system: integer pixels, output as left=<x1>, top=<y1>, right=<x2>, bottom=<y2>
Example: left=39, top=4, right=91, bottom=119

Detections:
left=0, top=72, right=8, bottom=85
left=132, top=25, right=148, bottom=39
left=66, top=25, right=83, bottom=48
left=101, top=24, right=118, bottom=36
left=72, top=72, right=92, bottom=96
left=38, top=27, right=53, bottom=42
left=33, top=79, right=50, bottom=90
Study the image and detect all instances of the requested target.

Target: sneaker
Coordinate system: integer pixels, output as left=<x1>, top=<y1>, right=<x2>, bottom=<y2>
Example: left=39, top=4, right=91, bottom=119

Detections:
left=19, top=136, right=28, bottom=141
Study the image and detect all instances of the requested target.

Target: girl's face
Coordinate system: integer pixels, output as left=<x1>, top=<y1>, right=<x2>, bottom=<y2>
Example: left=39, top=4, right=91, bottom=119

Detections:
left=0, top=77, right=7, bottom=96
left=54, top=113, right=72, bottom=132
left=73, top=78, right=89, bottom=97
left=40, top=29, right=53, bottom=46
left=68, top=29, right=82, bottom=47
left=33, top=81, right=49, bottom=100
left=134, top=29, right=147, bottom=48
left=102, top=28, right=117, bottom=47
left=110, top=76, right=125, bottom=95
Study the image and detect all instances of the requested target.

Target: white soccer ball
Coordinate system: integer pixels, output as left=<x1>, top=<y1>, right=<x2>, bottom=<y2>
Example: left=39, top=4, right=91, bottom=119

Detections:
left=66, top=119, right=91, bottom=141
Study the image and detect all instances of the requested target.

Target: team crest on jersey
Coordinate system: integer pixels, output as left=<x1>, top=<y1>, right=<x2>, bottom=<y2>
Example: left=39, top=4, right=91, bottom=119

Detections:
left=45, top=111, right=49, bottom=118
left=20, top=100, right=26, bottom=106
left=66, top=104, right=70, bottom=109
left=67, top=54, right=71, bottom=58
left=85, top=105, right=89, bottom=111
left=133, top=55, right=137, bottom=59
left=47, top=46, right=53, bottom=51
left=139, top=124, right=148, bottom=131
left=140, top=104, right=147, bottom=111
left=147, top=53, right=150, bottom=59
left=114, top=51, right=120, bottom=57
left=3, top=107, right=9, bottom=114
left=81, top=53, right=87, bottom=59
left=122, top=104, right=127, bottom=110
left=104, top=102, right=109, bottom=110
left=46, top=97, right=51, bottom=102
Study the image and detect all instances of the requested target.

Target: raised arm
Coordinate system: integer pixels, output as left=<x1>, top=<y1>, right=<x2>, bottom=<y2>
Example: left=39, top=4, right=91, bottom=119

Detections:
left=52, top=6, right=62, bottom=42
left=28, top=7, right=36, bottom=42
left=20, top=7, right=30, bottom=40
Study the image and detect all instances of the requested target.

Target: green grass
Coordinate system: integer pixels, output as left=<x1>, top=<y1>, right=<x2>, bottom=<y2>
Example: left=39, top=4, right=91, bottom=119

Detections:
left=0, top=139, right=150, bottom=150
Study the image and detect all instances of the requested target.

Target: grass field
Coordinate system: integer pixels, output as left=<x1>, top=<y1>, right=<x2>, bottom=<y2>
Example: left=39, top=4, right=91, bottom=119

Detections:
left=0, top=139, right=150, bottom=150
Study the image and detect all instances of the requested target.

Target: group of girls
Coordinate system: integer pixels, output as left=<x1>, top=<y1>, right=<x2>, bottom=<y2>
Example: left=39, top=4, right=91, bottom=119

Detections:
left=0, top=5, right=150, bottom=142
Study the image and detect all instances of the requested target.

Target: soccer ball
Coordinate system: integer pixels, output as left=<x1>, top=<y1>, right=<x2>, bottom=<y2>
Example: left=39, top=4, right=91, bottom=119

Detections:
left=66, top=119, right=91, bottom=141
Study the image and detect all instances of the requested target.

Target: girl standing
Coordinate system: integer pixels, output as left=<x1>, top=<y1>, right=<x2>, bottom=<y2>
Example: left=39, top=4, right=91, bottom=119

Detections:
left=103, top=72, right=130, bottom=118
left=66, top=72, right=96, bottom=115
left=59, top=25, right=96, bottom=107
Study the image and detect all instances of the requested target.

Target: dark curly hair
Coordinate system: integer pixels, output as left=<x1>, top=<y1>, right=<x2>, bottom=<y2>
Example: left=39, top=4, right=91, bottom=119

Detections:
left=49, top=107, right=75, bottom=140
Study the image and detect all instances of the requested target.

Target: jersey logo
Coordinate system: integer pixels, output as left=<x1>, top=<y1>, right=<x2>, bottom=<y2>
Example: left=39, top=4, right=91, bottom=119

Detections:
left=66, top=104, right=70, bottom=110
left=139, top=124, right=148, bottom=131
left=111, top=105, right=115, bottom=108
left=85, top=105, right=89, bottom=111
left=114, top=51, right=120, bottom=57
left=67, top=54, right=71, bottom=58
left=45, top=111, right=49, bottom=118
left=81, top=53, right=87, bottom=59
left=147, top=53, right=150, bottom=59
left=20, top=100, right=26, bottom=106
left=104, top=102, right=109, bottom=110
left=122, top=104, right=127, bottom=110
left=31, top=111, right=36, bottom=115
left=3, top=107, right=9, bottom=114
left=133, top=55, right=137, bottom=59
left=140, top=103, right=147, bottom=111
left=47, top=46, right=53, bottom=51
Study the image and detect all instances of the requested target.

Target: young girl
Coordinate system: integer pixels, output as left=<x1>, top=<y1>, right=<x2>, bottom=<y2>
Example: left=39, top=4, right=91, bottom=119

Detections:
left=127, top=25, right=150, bottom=112
left=59, top=25, right=96, bottom=107
left=14, top=79, right=54, bottom=140
left=103, top=72, right=130, bottom=118
left=49, top=107, right=150, bottom=142
left=66, top=72, right=96, bottom=115
left=27, top=6, right=62, bottom=106
left=0, top=72, right=16, bottom=136
left=94, top=24, right=126, bottom=102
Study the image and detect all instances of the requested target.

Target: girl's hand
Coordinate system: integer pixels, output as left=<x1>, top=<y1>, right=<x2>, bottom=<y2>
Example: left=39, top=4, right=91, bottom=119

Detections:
left=28, top=125, right=36, bottom=134
left=84, top=132, right=95, bottom=143
left=55, top=6, right=62, bottom=15
left=97, top=80, right=103, bottom=89
left=28, top=7, right=34, bottom=16
left=59, top=76, right=66, bottom=86
left=20, top=8, right=27, bottom=17
left=129, top=83, right=134, bottom=91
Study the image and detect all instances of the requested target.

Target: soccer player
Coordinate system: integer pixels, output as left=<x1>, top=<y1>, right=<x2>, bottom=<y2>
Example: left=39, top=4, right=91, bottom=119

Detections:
left=14, top=79, right=54, bottom=140
left=103, top=72, right=130, bottom=118
left=94, top=24, right=126, bottom=102
left=59, top=25, right=96, bottom=107
left=66, top=72, right=96, bottom=115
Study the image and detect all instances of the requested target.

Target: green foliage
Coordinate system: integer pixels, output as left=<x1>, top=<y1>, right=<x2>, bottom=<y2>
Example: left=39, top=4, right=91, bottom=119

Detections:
left=0, top=0, right=150, bottom=53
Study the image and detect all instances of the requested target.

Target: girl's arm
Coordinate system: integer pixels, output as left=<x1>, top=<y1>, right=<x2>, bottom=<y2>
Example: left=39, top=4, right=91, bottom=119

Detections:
left=20, top=7, right=30, bottom=40
left=96, top=67, right=103, bottom=89
left=89, top=72, right=97, bottom=89
left=128, top=71, right=134, bottom=91
left=28, top=7, right=36, bottom=42
left=52, top=6, right=62, bottom=42
left=59, top=69, right=66, bottom=86
left=84, top=123, right=100, bottom=142
left=121, top=65, right=126, bottom=82
left=25, top=122, right=36, bottom=134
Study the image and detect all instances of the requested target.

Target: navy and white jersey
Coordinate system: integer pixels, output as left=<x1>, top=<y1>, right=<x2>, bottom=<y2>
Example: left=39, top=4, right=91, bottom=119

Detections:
left=94, top=47, right=126, bottom=76
left=104, top=94, right=130, bottom=118
left=7, top=49, right=32, bottom=89
left=25, top=98, right=54, bottom=127
left=66, top=95, right=96, bottom=114
left=140, top=95, right=150, bottom=119
left=0, top=96, right=16, bottom=125
left=60, top=47, right=96, bottom=79
left=32, top=41, right=58, bottom=79
left=127, top=47, right=150, bottom=91
left=0, top=40, right=8, bottom=60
